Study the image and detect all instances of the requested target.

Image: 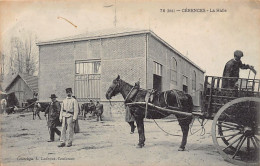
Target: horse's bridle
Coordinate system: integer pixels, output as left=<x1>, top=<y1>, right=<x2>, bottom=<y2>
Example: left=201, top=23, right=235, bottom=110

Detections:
left=107, top=79, right=121, bottom=106
left=111, top=79, right=121, bottom=94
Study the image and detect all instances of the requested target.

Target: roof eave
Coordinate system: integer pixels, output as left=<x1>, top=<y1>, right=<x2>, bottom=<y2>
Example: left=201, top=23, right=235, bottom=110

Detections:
left=36, top=30, right=151, bottom=46
left=36, top=29, right=205, bottom=73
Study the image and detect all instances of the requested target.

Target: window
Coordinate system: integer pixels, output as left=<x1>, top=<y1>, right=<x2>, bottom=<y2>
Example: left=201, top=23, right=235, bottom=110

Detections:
left=170, top=57, right=177, bottom=85
left=192, top=71, right=196, bottom=91
left=75, top=61, right=101, bottom=74
left=153, top=62, right=162, bottom=76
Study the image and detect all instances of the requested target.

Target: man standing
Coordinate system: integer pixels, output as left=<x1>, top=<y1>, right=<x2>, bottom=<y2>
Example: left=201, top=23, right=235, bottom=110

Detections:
left=58, top=88, right=79, bottom=147
left=44, top=94, right=61, bottom=142
left=222, top=50, right=256, bottom=88
left=95, top=101, right=103, bottom=121
left=125, top=106, right=136, bottom=134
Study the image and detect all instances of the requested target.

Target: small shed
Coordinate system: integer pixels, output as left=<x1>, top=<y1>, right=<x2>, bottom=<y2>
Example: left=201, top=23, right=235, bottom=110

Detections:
left=5, top=73, right=38, bottom=106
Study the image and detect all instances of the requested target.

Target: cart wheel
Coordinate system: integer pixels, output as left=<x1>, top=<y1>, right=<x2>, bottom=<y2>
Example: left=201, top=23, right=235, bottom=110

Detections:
left=212, top=97, right=260, bottom=166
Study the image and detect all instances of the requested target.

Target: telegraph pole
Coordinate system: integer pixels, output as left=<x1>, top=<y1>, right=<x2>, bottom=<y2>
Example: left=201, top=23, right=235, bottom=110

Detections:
left=104, top=0, right=117, bottom=28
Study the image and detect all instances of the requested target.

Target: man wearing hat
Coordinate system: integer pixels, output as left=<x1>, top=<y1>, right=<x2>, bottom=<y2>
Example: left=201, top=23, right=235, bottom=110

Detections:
left=44, top=94, right=61, bottom=142
left=222, top=50, right=256, bottom=88
left=58, top=88, right=79, bottom=147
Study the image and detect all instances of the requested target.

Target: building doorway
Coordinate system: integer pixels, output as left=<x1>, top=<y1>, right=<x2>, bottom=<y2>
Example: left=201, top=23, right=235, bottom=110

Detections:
left=153, top=74, right=162, bottom=91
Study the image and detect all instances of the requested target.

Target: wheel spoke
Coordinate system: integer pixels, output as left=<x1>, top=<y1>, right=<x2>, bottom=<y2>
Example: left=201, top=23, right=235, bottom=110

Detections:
left=254, top=135, right=259, bottom=142
left=222, top=135, right=243, bottom=151
left=217, top=132, right=240, bottom=138
left=219, top=121, right=240, bottom=127
left=227, top=133, right=240, bottom=141
left=247, top=137, right=250, bottom=155
left=232, top=136, right=246, bottom=159
left=221, top=128, right=239, bottom=132
left=253, top=136, right=259, bottom=147
left=217, top=123, right=238, bottom=129
left=224, top=112, right=233, bottom=120
left=250, top=137, right=258, bottom=149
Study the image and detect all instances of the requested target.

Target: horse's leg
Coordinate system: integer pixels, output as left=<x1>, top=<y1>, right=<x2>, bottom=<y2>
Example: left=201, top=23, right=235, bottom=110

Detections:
left=37, top=111, right=41, bottom=120
left=135, top=118, right=145, bottom=148
left=178, top=123, right=189, bottom=151
left=32, top=108, right=35, bottom=120
left=83, top=109, right=86, bottom=120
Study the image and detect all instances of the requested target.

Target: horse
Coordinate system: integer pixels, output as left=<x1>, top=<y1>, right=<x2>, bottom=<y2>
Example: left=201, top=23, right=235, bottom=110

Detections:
left=81, top=102, right=96, bottom=119
left=105, top=75, right=194, bottom=150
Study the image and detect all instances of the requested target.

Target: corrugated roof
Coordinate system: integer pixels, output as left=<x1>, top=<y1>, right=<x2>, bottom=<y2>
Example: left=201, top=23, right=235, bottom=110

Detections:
left=5, top=73, right=38, bottom=92
left=36, top=28, right=205, bottom=73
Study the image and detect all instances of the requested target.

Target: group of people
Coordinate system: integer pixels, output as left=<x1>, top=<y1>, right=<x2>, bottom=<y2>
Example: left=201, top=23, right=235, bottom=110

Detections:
left=1, top=50, right=253, bottom=148
left=44, top=88, right=103, bottom=147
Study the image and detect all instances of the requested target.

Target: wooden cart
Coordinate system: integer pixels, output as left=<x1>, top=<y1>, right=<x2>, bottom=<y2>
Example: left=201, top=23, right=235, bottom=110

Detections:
left=127, top=75, right=260, bottom=166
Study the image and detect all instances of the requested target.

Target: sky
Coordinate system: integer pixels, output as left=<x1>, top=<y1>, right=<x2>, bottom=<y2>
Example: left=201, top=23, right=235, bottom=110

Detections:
left=0, top=0, right=260, bottom=79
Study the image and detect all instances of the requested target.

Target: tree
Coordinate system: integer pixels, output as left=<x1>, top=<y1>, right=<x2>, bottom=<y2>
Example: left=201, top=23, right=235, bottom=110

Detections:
left=9, top=32, right=38, bottom=75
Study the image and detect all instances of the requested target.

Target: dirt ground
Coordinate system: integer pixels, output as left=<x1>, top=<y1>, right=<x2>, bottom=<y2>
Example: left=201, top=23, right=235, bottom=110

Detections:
left=0, top=112, right=235, bottom=166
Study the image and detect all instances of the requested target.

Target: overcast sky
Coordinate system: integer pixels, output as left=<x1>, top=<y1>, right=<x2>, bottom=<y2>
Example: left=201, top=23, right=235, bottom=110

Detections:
left=1, top=0, right=260, bottom=79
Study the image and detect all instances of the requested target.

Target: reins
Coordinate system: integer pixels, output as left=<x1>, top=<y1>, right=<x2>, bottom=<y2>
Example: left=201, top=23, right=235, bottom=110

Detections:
left=189, top=118, right=208, bottom=136
left=152, top=119, right=182, bottom=137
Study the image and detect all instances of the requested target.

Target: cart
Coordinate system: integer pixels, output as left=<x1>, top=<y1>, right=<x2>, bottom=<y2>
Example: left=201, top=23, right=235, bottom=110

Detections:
left=127, top=75, right=260, bottom=166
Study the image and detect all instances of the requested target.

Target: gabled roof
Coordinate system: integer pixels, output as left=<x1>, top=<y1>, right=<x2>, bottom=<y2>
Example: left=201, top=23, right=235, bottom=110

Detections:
left=5, top=73, right=38, bottom=92
left=36, top=28, right=205, bottom=73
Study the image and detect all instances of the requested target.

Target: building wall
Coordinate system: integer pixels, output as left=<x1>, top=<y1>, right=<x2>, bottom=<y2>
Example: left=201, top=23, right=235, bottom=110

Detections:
left=100, top=34, right=146, bottom=102
left=73, top=34, right=147, bottom=102
left=6, top=77, right=34, bottom=106
left=39, top=32, right=204, bottom=120
left=147, top=35, right=204, bottom=106
left=39, top=34, right=147, bottom=118
left=39, top=43, right=74, bottom=102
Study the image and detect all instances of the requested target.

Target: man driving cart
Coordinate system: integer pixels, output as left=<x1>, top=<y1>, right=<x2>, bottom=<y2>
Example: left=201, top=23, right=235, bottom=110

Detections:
left=222, top=50, right=257, bottom=89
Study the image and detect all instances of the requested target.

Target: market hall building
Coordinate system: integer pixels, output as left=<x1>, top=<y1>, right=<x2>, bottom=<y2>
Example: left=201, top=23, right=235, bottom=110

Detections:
left=37, top=29, right=205, bottom=117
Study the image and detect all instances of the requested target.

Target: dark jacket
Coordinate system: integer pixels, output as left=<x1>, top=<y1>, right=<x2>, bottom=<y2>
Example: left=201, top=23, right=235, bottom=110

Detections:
left=125, top=106, right=135, bottom=122
left=222, top=59, right=249, bottom=88
left=95, top=103, right=103, bottom=115
left=45, top=101, right=61, bottom=128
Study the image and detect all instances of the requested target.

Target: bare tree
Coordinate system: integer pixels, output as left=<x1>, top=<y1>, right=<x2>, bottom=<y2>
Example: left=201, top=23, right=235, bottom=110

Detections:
left=9, top=32, right=38, bottom=75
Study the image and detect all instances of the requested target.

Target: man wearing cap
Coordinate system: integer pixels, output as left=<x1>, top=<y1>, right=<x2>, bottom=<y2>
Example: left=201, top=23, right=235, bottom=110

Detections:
left=58, top=88, right=79, bottom=147
left=222, top=50, right=256, bottom=88
left=44, top=94, right=61, bottom=142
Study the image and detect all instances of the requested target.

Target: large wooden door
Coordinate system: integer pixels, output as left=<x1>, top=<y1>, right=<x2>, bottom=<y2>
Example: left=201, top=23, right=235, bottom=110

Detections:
left=75, top=74, right=101, bottom=102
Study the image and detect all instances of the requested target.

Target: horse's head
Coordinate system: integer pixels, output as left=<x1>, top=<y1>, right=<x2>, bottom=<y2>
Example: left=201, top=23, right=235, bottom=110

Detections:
left=106, top=75, right=122, bottom=100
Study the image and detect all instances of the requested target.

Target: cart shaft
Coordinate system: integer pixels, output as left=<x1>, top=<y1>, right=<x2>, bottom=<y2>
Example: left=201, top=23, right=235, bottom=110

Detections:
left=126, top=102, right=193, bottom=117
